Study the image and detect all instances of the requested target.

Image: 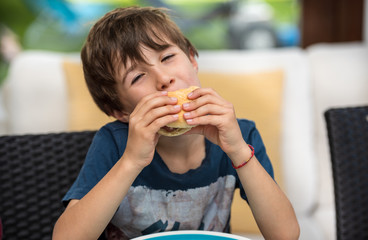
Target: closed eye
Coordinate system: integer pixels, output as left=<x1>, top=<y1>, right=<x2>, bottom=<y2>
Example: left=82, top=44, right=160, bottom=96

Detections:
left=162, top=54, right=175, bottom=62
left=131, top=73, right=144, bottom=85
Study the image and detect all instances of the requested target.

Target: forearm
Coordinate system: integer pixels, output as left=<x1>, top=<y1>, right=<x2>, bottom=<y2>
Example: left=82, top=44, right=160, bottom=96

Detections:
left=230, top=145, right=300, bottom=240
left=53, top=156, right=142, bottom=240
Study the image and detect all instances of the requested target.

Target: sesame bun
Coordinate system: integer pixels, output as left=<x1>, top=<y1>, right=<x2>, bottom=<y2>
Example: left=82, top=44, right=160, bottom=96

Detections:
left=158, top=86, right=199, bottom=137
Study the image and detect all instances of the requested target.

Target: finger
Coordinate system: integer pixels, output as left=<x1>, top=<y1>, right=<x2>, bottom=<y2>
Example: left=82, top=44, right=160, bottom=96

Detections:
left=144, top=104, right=182, bottom=127
left=128, top=106, right=180, bottom=142
left=132, top=93, right=177, bottom=118
left=149, top=113, right=180, bottom=133
left=185, top=111, right=237, bottom=131
left=183, top=93, right=231, bottom=112
left=132, top=91, right=174, bottom=113
left=185, top=114, right=224, bottom=127
left=187, top=87, right=221, bottom=100
left=183, top=103, right=229, bottom=120
left=131, top=103, right=181, bottom=128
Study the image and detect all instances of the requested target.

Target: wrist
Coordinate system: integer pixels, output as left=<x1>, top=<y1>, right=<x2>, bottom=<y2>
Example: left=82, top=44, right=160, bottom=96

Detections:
left=120, top=153, right=146, bottom=175
left=230, top=144, right=254, bottom=169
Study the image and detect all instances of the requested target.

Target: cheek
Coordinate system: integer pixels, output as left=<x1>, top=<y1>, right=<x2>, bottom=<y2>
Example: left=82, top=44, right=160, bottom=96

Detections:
left=125, top=89, right=154, bottom=111
left=186, top=68, right=200, bottom=85
left=119, top=91, right=139, bottom=114
left=179, top=63, right=199, bottom=82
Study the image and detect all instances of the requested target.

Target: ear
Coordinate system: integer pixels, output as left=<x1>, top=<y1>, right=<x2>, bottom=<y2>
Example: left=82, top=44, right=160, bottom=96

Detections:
left=112, top=110, right=130, bottom=123
left=189, top=51, right=199, bottom=73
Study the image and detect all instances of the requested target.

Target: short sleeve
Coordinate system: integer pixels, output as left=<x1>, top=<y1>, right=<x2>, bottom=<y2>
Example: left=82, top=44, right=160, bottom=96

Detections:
left=62, top=126, right=122, bottom=206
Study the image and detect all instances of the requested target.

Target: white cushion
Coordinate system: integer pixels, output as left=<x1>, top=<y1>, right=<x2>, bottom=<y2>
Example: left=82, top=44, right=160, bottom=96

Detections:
left=0, top=91, right=7, bottom=135
left=3, top=51, right=75, bottom=134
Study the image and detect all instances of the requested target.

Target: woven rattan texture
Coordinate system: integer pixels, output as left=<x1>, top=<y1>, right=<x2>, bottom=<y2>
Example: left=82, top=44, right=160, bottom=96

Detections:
left=0, top=131, right=96, bottom=240
left=325, top=106, right=368, bottom=240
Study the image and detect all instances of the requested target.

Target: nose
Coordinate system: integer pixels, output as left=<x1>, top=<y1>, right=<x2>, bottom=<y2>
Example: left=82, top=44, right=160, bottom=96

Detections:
left=158, top=78, right=175, bottom=91
left=154, top=67, right=175, bottom=90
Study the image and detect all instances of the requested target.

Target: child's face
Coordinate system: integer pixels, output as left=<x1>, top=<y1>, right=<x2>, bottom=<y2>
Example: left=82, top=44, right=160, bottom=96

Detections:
left=113, top=42, right=200, bottom=119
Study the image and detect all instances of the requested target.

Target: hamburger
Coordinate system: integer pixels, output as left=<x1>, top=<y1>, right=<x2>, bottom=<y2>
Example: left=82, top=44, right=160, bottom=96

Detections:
left=158, top=86, right=199, bottom=137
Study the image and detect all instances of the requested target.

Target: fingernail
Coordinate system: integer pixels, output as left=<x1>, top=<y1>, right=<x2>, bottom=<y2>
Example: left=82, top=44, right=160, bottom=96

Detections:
left=183, top=112, right=190, bottom=118
left=170, top=97, right=177, bottom=102
left=183, top=103, right=189, bottom=108
left=186, top=119, right=193, bottom=124
left=187, top=91, right=193, bottom=97
left=161, top=91, right=168, bottom=95
left=173, top=105, right=181, bottom=110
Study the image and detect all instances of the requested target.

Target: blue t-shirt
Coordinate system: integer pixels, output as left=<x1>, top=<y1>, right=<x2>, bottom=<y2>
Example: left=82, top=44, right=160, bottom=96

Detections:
left=63, top=119, right=274, bottom=238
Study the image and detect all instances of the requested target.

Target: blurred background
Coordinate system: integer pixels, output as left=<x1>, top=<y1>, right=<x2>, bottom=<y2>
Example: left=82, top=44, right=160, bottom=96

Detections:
left=0, top=1, right=367, bottom=240
left=0, top=0, right=301, bottom=85
left=1, top=0, right=365, bottom=86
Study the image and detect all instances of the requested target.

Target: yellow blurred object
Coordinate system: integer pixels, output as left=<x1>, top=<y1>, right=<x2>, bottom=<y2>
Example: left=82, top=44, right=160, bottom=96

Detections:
left=199, top=70, right=284, bottom=233
left=63, top=60, right=112, bottom=131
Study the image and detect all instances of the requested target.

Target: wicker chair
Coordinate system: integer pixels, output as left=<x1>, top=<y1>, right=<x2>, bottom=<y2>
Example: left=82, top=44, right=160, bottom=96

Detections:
left=0, top=131, right=96, bottom=240
left=325, top=106, right=368, bottom=240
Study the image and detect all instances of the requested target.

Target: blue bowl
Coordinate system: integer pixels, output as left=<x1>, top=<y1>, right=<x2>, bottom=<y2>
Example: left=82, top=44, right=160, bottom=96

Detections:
left=132, top=230, right=251, bottom=240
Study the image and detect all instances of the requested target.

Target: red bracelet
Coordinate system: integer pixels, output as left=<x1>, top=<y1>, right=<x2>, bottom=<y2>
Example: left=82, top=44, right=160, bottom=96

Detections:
left=231, top=144, right=255, bottom=169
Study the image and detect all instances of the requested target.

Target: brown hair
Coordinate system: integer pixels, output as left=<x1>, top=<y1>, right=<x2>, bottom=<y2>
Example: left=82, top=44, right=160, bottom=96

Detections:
left=81, top=6, right=198, bottom=116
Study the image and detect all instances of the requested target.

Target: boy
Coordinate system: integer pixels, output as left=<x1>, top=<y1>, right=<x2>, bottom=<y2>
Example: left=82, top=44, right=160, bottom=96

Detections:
left=53, top=6, right=299, bottom=240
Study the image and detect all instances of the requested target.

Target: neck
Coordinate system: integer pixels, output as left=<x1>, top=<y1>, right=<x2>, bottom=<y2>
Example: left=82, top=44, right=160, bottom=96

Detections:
left=156, top=134, right=205, bottom=174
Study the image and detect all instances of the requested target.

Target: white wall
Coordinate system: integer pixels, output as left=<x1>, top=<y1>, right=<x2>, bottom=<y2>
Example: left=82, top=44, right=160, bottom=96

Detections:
left=365, top=0, right=368, bottom=44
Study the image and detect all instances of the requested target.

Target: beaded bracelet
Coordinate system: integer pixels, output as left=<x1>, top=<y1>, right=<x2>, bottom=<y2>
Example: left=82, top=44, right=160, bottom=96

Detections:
left=231, top=144, right=255, bottom=169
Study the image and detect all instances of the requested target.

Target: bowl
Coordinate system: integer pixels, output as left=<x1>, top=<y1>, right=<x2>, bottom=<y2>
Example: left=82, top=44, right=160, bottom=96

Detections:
left=131, top=230, right=251, bottom=240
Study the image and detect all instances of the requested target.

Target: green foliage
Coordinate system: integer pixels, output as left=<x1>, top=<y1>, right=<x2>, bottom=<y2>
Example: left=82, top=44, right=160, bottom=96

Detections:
left=263, top=0, right=300, bottom=23
left=0, top=0, right=36, bottom=45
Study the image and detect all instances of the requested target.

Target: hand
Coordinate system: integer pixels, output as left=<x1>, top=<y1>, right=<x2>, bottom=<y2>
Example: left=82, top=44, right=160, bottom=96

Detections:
left=123, top=91, right=181, bottom=169
left=183, top=88, right=247, bottom=157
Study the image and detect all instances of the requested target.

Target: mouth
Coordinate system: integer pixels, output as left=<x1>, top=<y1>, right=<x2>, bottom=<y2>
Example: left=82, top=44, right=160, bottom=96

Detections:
left=158, top=126, right=192, bottom=137
left=162, top=126, right=176, bottom=132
